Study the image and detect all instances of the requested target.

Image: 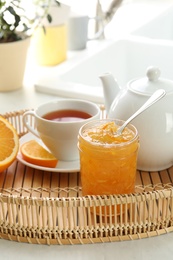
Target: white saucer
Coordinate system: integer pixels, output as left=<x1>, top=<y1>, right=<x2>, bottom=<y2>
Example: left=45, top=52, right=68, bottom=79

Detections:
left=17, top=133, right=80, bottom=172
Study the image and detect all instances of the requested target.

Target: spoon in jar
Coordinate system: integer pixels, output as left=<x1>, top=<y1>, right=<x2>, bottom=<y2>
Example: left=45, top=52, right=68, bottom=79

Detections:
left=115, top=89, right=166, bottom=136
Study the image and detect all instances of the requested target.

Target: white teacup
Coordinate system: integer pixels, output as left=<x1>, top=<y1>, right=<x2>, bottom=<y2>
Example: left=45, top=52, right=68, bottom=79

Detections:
left=22, top=99, right=100, bottom=161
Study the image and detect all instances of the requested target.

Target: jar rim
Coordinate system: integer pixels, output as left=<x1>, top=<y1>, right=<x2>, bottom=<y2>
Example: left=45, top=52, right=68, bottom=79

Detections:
left=78, top=119, right=139, bottom=148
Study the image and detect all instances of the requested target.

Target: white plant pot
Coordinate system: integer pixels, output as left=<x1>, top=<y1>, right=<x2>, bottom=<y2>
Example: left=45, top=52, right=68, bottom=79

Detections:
left=0, top=37, right=30, bottom=91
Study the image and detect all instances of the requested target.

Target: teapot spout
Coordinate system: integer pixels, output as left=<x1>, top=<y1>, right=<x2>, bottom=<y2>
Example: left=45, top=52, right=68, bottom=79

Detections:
left=99, top=72, right=120, bottom=113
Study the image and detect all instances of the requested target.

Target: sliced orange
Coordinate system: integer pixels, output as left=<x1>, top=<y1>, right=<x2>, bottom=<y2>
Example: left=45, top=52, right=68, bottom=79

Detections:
left=0, top=116, right=19, bottom=172
left=20, top=140, right=58, bottom=168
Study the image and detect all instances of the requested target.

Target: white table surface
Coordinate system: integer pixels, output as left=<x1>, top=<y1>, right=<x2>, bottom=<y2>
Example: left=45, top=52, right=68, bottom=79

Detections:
left=1, top=1, right=173, bottom=259
left=1, top=232, right=173, bottom=260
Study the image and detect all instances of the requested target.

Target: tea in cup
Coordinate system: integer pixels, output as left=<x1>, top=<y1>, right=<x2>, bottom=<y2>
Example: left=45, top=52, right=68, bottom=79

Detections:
left=23, top=99, right=100, bottom=161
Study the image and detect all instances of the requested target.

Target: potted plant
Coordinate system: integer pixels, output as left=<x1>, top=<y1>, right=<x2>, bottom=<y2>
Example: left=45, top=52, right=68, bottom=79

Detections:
left=0, top=0, right=59, bottom=91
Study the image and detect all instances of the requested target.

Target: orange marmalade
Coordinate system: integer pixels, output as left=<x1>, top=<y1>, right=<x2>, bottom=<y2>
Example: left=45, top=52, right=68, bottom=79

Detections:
left=78, top=120, right=139, bottom=198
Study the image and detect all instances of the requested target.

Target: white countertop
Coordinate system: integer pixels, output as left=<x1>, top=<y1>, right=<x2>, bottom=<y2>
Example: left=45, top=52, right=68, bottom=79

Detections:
left=1, top=232, right=173, bottom=260
left=1, top=1, right=173, bottom=259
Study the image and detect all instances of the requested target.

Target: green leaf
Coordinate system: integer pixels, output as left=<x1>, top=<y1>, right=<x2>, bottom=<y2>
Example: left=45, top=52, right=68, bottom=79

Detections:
left=14, top=14, right=21, bottom=27
left=22, top=23, right=30, bottom=32
left=55, top=1, right=61, bottom=6
left=47, top=14, right=52, bottom=23
left=42, top=25, right=46, bottom=35
left=7, top=6, right=16, bottom=16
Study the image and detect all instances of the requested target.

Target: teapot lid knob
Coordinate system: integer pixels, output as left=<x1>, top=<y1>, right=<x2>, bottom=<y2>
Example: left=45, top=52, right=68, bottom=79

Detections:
left=129, top=66, right=173, bottom=95
left=147, top=66, right=161, bottom=81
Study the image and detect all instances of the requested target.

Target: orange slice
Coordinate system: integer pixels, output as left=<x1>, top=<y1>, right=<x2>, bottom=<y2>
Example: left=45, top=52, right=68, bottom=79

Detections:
left=0, top=116, right=19, bottom=172
left=20, top=140, right=58, bottom=168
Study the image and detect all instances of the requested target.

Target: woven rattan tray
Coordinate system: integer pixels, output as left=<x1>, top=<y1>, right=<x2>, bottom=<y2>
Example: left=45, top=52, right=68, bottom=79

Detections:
left=0, top=109, right=173, bottom=245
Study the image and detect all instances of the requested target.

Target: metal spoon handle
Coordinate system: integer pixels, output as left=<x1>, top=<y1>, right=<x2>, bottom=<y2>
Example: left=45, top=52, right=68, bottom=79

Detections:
left=116, top=89, right=166, bottom=135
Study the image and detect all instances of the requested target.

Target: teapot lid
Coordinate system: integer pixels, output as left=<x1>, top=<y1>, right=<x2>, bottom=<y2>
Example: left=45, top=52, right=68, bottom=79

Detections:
left=128, top=66, right=173, bottom=95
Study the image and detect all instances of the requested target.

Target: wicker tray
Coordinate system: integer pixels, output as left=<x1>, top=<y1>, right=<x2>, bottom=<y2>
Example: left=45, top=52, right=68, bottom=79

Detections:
left=0, top=109, right=173, bottom=245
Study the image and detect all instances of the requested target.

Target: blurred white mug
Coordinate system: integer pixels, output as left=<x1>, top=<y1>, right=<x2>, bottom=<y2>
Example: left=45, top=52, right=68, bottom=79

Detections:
left=67, top=13, right=104, bottom=50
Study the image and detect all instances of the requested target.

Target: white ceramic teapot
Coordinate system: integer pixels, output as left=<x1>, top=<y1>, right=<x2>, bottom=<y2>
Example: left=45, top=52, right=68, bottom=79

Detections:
left=100, top=66, right=173, bottom=171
